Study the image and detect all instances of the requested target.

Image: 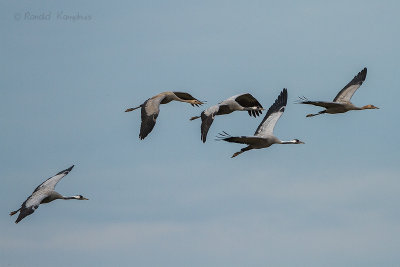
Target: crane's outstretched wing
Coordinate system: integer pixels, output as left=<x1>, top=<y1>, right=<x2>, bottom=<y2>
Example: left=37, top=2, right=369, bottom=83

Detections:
left=33, top=165, right=74, bottom=192
left=333, top=68, right=367, bottom=103
left=14, top=191, right=45, bottom=224
left=173, top=92, right=203, bottom=107
left=200, top=111, right=215, bottom=143
left=298, top=100, right=346, bottom=109
left=15, top=204, right=37, bottom=223
left=234, top=94, right=263, bottom=117
left=140, top=96, right=164, bottom=140
left=254, top=89, right=287, bottom=137
left=198, top=105, right=221, bottom=143
left=216, top=132, right=265, bottom=145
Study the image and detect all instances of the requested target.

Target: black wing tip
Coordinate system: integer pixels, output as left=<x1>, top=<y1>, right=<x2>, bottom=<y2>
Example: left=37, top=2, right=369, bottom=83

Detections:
left=14, top=208, right=34, bottom=224
left=173, top=91, right=196, bottom=100
left=15, top=216, right=23, bottom=224
left=56, top=165, right=74, bottom=175
left=359, top=67, right=367, bottom=78
left=201, top=132, right=207, bottom=143
left=282, top=88, right=288, bottom=97
left=278, top=88, right=288, bottom=106
left=201, top=130, right=208, bottom=143
left=353, top=68, right=367, bottom=84
left=139, top=132, right=150, bottom=140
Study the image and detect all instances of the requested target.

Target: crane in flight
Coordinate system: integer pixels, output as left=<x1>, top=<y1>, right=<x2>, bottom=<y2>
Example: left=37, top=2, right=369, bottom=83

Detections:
left=10, top=165, right=88, bottom=224
left=298, top=68, right=378, bottom=117
left=217, top=89, right=304, bottom=158
left=125, top=91, right=204, bottom=139
left=190, top=93, right=264, bottom=142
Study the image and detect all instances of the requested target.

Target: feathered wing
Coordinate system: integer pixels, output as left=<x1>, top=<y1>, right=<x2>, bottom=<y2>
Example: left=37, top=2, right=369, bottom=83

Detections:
left=139, top=96, right=164, bottom=139
left=33, top=165, right=74, bottom=192
left=333, top=68, right=367, bottom=103
left=234, top=93, right=263, bottom=117
left=199, top=105, right=221, bottom=143
left=200, top=112, right=215, bottom=143
left=254, top=89, right=287, bottom=137
left=298, top=100, right=346, bottom=109
left=15, top=204, right=36, bottom=223
left=173, top=92, right=202, bottom=106
left=15, top=192, right=46, bottom=223
left=219, top=135, right=266, bottom=145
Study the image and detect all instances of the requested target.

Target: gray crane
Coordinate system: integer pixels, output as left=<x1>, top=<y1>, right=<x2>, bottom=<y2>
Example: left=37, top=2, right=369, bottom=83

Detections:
left=10, top=165, right=88, bottom=224
left=125, top=91, right=204, bottom=139
left=298, top=68, right=378, bottom=117
left=217, top=88, right=304, bottom=158
left=190, top=93, right=264, bottom=142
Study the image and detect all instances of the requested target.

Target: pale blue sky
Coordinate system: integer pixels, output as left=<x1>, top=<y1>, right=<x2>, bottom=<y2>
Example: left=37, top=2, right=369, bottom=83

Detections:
left=1, top=1, right=400, bottom=266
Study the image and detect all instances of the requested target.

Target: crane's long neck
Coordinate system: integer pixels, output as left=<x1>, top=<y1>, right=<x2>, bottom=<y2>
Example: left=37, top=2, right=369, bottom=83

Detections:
left=62, top=195, right=80, bottom=200
left=280, top=140, right=298, bottom=144
left=350, top=106, right=363, bottom=110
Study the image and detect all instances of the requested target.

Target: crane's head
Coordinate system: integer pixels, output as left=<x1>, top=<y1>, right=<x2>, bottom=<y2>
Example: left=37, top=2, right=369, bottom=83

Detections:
left=362, top=104, right=379, bottom=110
left=73, top=195, right=89, bottom=200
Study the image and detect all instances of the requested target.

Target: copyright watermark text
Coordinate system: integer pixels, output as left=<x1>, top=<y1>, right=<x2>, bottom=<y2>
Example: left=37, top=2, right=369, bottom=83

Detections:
left=14, top=11, right=92, bottom=22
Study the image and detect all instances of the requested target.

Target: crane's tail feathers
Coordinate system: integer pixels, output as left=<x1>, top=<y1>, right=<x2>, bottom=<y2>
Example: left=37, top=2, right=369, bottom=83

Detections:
left=125, top=106, right=141, bottom=112
left=10, top=210, right=19, bottom=216
left=190, top=116, right=201, bottom=121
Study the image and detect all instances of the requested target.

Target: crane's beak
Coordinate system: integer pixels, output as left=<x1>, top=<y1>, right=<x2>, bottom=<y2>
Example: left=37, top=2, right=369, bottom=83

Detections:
left=82, top=197, right=89, bottom=200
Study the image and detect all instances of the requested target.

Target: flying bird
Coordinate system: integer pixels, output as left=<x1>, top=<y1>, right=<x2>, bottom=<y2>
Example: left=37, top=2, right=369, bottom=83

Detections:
left=10, top=165, right=88, bottom=224
left=298, top=68, right=378, bottom=117
left=217, top=88, right=304, bottom=158
left=190, top=93, right=264, bottom=142
left=125, top=91, right=204, bottom=139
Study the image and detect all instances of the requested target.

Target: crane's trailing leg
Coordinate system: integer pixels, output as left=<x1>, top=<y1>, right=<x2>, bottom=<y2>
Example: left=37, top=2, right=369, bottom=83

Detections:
left=306, top=110, right=326, bottom=117
left=232, top=146, right=253, bottom=158
left=190, top=116, right=201, bottom=121
left=10, top=209, right=20, bottom=216
left=125, top=106, right=141, bottom=112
